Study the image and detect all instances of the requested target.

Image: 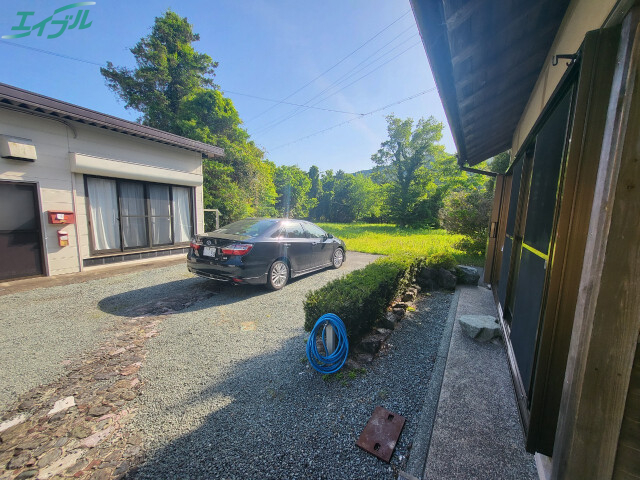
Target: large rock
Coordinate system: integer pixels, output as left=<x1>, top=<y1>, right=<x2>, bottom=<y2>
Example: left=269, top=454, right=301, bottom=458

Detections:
left=456, top=265, right=480, bottom=286
left=358, top=334, right=386, bottom=354
left=417, top=267, right=437, bottom=290
left=459, top=315, right=501, bottom=342
left=401, top=290, right=416, bottom=302
left=379, top=311, right=400, bottom=330
left=437, top=268, right=457, bottom=290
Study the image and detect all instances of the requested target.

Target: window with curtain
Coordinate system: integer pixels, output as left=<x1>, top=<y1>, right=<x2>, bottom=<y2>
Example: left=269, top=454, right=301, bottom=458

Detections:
left=172, top=186, right=192, bottom=243
left=120, top=181, right=148, bottom=248
left=86, top=177, right=121, bottom=251
left=149, top=184, right=172, bottom=245
left=86, top=176, right=193, bottom=254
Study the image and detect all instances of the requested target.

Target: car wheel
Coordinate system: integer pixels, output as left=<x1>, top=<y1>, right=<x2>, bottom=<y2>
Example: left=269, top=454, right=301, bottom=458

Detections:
left=332, top=248, right=344, bottom=269
left=267, top=260, right=289, bottom=290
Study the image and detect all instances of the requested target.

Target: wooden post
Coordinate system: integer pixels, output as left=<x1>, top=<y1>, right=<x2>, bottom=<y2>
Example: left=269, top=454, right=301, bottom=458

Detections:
left=551, top=9, right=640, bottom=480
left=483, top=174, right=505, bottom=284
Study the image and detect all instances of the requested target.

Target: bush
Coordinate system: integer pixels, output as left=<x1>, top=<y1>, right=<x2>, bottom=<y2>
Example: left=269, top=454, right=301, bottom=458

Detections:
left=439, top=189, right=492, bottom=255
left=303, top=255, right=426, bottom=344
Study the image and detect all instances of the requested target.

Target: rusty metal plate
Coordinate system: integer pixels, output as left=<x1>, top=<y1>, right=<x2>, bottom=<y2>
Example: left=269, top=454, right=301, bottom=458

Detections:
left=356, top=406, right=406, bottom=463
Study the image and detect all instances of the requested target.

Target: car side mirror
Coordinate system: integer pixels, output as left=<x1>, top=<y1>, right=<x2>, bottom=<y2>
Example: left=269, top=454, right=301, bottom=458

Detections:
left=326, top=233, right=334, bottom=239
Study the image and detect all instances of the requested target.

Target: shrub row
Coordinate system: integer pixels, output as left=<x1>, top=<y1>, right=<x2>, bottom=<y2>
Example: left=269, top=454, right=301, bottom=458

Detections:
left=303, top=252, right=455, bottom=345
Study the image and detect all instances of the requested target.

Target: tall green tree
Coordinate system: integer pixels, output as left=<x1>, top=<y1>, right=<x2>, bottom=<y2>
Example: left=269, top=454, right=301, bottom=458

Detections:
left=101, top=10, right=276, bottom=225
left=331, top=173, right=381, bottom=222
left=274, top=166, right=314, bottom=218
left=316, top=170, right=336, bottom=221
left=371, top=115, right=447, bottom=226
left=101, top=10, right=217, bottom=131
left=307, top=165, right=323, bottom=220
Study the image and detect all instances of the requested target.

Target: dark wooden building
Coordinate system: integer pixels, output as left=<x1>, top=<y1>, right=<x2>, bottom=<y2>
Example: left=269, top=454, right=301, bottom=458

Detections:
left=411, top=1, right=640, bottom=478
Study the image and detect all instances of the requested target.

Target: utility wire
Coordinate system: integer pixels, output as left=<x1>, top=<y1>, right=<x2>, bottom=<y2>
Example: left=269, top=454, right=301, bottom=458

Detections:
left=269, top=87, right=437, bottom=151
left=0, top=32, right=425, bottom=141
left=221, top=89, right=364, bottom=115
left=253, top=40, right=422, bottom=137
left=0, top=39, right=103, bottom=66
left=0, top=39, right=366, bottom=116
left=251, top=29, right=419, bottom=135
left=243, top=9, right=412, bottom=124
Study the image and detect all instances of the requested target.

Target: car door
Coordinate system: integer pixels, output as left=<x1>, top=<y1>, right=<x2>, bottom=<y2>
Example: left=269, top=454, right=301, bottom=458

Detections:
left=302, top=222, right=332, bottom=268
left=280, top=221, right=313, bottom=273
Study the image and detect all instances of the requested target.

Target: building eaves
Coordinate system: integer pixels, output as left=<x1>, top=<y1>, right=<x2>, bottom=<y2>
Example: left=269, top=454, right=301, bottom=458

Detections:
left=0, top=82, right=224, bottom=158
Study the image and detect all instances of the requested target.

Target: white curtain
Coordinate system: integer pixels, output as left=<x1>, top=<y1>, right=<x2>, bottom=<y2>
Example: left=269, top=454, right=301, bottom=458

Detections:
left=120, top=182, right=147, bottom=248
left=149, top=184, right=171, bottom=245
left=87, top=177, right=121, bottom=251
left=172, top=187, right=192, bottom=243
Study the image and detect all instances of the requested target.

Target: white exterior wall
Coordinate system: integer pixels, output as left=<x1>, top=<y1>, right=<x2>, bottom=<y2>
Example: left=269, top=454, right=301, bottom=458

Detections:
left=0, top=108, right=204, bottom=277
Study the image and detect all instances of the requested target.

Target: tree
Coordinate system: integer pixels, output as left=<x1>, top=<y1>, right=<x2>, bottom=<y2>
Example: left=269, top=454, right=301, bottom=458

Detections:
left=101, top=10, right=217, bottom=132
left=307, top=166, right=323, bottom=220
left=274, top=166, right=314, bottom=218
left=331, top=173, right=381, bottom=222
left=371, top=115, right=446, bottom=226
left=485, top=150, right=511, bottom=193
left=101, top=10, right=276, bottom=224
left=316, top=170, right=335, bottom=221
left=203, top=160, right=248, bottom=226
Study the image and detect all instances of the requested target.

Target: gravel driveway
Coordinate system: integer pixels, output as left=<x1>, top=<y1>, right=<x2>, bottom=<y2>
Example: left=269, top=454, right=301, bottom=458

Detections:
left=0, top=267, right=196, bottom=411
left=128, top=254, right=452, bottom=480
left=0, top=252, right=452, bottom=479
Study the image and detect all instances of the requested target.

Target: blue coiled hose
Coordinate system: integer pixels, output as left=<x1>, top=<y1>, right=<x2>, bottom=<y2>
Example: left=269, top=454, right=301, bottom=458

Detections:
left=306, top=313, right=349, bottom=374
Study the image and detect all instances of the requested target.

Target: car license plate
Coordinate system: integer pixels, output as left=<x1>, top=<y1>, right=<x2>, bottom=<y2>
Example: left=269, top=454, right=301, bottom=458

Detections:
left=203, top=246, right=216, bottom=257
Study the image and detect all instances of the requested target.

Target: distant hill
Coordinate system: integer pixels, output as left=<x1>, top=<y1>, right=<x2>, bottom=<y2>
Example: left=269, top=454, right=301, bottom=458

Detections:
left=352, top=168, right=374, bottom=176
left=351, top=165, right=394, bottom=184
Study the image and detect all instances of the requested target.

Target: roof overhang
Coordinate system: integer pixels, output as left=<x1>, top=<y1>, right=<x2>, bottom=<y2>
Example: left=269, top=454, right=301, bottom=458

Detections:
left=0, top=82, right=224, bottom=158
left=410, top=0, right=571, bottom=166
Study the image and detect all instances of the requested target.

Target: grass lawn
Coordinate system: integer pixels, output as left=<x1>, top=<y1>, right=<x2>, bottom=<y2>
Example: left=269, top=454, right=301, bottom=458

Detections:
left=318, top=223, right=484, bottom=266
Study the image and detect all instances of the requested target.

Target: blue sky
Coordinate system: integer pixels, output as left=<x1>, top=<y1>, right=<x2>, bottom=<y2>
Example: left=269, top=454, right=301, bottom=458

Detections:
left=0, top=0, right=455, bottom=173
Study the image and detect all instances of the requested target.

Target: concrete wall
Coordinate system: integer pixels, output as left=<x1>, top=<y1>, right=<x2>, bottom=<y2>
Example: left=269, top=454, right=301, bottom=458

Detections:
left=0, top=108, right=204, bottom=277
left=511, top=0, right=618, bottom=157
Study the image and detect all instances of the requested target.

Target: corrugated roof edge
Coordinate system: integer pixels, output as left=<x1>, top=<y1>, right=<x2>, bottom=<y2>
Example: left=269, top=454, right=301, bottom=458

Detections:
left=0, top=82, right=224, bottom=158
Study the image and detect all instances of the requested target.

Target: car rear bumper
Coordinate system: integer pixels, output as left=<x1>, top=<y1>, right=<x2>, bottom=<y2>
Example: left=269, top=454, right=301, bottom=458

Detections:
left=186, top=255, right=268, bottom=285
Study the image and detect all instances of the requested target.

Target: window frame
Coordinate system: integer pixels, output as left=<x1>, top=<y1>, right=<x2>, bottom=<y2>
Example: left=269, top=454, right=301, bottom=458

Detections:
left=84, top=175, right=194, bottom=256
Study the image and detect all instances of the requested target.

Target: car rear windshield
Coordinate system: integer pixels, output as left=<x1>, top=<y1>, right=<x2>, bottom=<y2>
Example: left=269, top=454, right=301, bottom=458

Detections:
left=214, top=218, right=279, bottom=237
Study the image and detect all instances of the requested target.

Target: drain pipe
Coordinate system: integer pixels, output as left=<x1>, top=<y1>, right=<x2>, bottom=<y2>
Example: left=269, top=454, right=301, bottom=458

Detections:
left=457, top=154, right=498, bottom=177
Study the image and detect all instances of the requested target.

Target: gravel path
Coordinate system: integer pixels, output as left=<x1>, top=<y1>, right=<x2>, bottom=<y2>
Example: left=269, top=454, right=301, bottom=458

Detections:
left=0, top=263, right=208, bottom=411
left=128, top=256, right=452, bottom=479
left=0, top=251, right=452, bottom=480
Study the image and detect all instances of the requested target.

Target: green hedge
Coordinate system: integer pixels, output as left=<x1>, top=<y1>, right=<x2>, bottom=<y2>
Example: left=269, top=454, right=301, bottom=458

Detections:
left=304, top=253, right=454, bottom=344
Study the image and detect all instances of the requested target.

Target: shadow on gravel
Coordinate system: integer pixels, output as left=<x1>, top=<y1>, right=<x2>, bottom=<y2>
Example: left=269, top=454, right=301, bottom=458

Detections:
left=97, top=277, right=273, bottom=317
left=98, top=269, right=333, bottom=318
left=127, top=298, right=450, bottom=479
left=129, top=335, right=358, bottom=480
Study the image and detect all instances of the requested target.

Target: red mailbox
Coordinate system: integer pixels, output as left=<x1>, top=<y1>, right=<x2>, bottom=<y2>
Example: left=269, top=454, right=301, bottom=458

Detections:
left=48, top=210, right=75, bottom=224
left=57, top=230, right=69, bottom=247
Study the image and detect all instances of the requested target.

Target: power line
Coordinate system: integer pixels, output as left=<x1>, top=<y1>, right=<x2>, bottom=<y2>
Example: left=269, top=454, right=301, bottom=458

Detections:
left=0, top=33, right=426, bottom=143
left=251, top=26, right=417, bottom=133
left=0, top=39, right=103, bottom=66
left=0, top=40, right=365, bottom=117
left=252, top=40, right=422, bottom=137
left=222, top=89, right=364, bottom=115
left=243, top=9, right=412, bottom=124
left=268, top=87, right=437, bottom=151
left=251, top=32, right=418, bottom=135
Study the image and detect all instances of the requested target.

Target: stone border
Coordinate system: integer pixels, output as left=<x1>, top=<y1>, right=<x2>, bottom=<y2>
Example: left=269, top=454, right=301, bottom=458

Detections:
left=401, top=288, right=460, bottom=478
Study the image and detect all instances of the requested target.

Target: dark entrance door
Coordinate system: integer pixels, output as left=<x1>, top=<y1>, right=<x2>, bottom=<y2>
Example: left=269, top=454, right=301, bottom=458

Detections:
left=0, top=182, right=44, bottom=281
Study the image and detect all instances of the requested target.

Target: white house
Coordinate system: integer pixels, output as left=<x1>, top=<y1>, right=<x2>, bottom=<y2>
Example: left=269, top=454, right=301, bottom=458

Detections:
left=0, top=83, right=223, bottom=281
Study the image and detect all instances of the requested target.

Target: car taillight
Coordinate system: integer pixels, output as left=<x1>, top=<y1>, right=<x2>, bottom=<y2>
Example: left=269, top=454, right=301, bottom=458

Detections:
left=190, top=238, right=201, bottom=250
left=221, top=243, right=253, bottom=256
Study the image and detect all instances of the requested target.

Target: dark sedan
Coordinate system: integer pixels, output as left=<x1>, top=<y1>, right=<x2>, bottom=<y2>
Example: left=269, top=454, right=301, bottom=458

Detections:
left=187, top=218, right=346, bottom=290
